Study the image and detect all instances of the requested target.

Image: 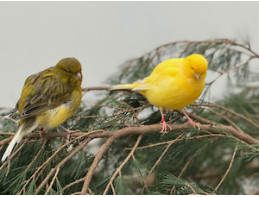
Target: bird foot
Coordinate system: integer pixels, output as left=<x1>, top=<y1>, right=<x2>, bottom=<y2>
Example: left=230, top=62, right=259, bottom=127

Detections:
left=39, top=128, right=45, bottom=139
left=59, top=126, right=80, bottom=143
left=65, top=129, right=80, bottom=143
left=182, top=111, right=201, bottom=130
left=160, top=119, right=172, bottom=135
left=187, top=119, right=201, bottom=130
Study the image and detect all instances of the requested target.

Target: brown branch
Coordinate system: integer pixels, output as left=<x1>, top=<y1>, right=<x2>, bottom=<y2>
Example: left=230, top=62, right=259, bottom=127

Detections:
left=214, top=143, right=239, bottom=191
left=62, top=177, right=85, bottom=192
left=197, top=102, right=259, bottom=128
left=0, top=139, right=29, bottom=173
left=35, top=137, right=93, bottom=194
left=207, top=108, right=245, bottom=133
left=141, top=134, right=184, bottom=194
left=18, top=131, right=99, bottom=195
left=25, top=140, right=47, bottom=172
left=0, top=115, right=18, bottom=124
left=45, top=167, right=60, bottom=194
left=103, top=135, right=143, bottom=195
left=1, top=120, right=258, bottom=194
left=170, top=157, right=193, bottom=195
left=81, top=137, right=115, bottom=194
left=110, top=182, right=116, bottom=195
left=1, top=123, right=258, bottom=148
left=208, top=56, right=255, bottom=86
left=127, top=134, right=225, bottom=151
left=187, top=184, right=198, bottom=194
left=186, top=112, right=216, bottom=125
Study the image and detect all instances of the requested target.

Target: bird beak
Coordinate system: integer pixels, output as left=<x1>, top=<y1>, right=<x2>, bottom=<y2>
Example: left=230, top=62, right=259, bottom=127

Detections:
left=76, top=72, right=82, bottom=79
left=194, top=74, right=200, bottom=80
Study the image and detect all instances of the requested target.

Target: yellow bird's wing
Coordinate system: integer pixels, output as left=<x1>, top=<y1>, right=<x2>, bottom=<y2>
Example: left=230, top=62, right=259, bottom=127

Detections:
left=134, top=59, right=182, bottom=92
left=17, top=67, right=73, bottom=119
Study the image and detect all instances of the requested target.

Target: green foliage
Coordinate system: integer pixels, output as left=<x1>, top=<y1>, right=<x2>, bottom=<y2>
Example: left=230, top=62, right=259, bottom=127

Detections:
left=0, top=39, right=259, bottom=194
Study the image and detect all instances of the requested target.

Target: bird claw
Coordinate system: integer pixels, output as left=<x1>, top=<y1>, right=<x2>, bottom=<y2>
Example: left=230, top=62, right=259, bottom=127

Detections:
left=63, top=128, right=80, bottom=143
left=39, top=128, right=45, bottom=139
left=188, top=119, right=201, bottom=130
left=160, top=121, right=172, bottom=135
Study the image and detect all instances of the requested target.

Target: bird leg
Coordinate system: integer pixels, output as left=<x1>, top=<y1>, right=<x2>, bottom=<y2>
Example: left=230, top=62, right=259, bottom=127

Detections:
left=182, top=111, right=201, bottom=130
left=39, top=128, right=45, bottom=138
left=60, top=126, right=80, bottom=142
left=159, top=108, right=172, bottom=134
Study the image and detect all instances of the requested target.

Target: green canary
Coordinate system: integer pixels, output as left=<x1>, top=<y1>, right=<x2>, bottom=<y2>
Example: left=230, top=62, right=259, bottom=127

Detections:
left=2, top=57, right=82, bottom=162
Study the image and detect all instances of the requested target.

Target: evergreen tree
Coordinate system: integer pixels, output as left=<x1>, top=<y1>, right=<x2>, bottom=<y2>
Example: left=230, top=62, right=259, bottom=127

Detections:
left=0, top=39, right=259, bottom=195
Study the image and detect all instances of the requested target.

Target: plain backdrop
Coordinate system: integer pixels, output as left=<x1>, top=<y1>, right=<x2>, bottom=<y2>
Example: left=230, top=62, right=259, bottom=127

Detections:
left=0, top=1, right=259, bottom=108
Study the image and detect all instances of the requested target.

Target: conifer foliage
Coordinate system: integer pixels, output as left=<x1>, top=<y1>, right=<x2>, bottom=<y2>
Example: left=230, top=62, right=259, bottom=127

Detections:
left=0, top=39, right=259, bottom=194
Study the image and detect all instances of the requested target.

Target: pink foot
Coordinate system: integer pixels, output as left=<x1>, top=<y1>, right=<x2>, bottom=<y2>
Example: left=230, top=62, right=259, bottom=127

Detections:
left=65, top=128, right=80, bottom=142
left=159, top=108, right=172, bottom=135
left=187, top=118, right=201, bottom=130
left=161, top=121, right=172, bottom=134
left=39, top=128, right=45, bottom=138
left=182, top=111, right=201, bottom=130
left=160, top=117, right=172, bottom=135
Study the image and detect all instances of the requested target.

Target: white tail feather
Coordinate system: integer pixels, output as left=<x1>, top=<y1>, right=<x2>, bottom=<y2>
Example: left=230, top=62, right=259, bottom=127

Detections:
left=1, top=123, right=36, bottom=162
left=1, top=125, right=24, bottom=162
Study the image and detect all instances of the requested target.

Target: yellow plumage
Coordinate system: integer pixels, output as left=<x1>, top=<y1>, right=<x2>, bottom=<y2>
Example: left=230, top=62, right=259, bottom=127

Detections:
left=113, top=54, right=208, bottom=132
left=2, top=58, right=82, bottom=162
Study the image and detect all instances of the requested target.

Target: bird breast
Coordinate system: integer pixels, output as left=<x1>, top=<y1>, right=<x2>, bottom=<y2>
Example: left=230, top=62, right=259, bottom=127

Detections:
left=144, top=75, right=205, bottom=110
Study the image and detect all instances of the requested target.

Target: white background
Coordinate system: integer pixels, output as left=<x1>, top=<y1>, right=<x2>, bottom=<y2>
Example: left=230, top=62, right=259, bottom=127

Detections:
left=0, top=1, right=259, bottom=107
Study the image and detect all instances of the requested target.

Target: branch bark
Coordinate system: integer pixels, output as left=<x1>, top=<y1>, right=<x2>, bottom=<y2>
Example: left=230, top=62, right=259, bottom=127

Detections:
left=1, top=123, right=259, bottom=146
left=81, top=137, right=115, bottom=194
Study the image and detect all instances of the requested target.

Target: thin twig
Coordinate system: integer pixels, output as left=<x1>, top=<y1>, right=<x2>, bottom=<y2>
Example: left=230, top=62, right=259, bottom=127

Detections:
left=1, top=123, right=258, bottom=146
left=110, top=182, right=116, bottom=195
left=0, top=139, right=28, bottom=173
left=35, top=137, right=92, bottom=194
left=197, top=102, right=259, bottom=128
left=25, top=140, right=47, bottom=172
left=18, top=131, right=99, bottom=195
left=45, top=167, right=60, bottom=195
left=0, top=115, right=18, bottom=124
left=103, top=135, right=143, bottom=195
left=62, top=177, right=84, bottom=192
left=141, top=134, right=184, bottom=194
left=126, top=134, right=225, bottom=151
left=81, top=137, right=115, bottom=194
left=214, top=143, right=239, bottom=191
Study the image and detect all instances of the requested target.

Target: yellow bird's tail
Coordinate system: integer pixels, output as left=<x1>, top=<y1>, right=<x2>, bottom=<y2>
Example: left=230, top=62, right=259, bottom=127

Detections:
left=112, top=82, right=141, bottom=91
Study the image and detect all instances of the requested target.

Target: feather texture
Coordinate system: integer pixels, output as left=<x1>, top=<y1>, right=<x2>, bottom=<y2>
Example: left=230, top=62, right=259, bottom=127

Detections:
left=2, top=57, right=82, bottom=161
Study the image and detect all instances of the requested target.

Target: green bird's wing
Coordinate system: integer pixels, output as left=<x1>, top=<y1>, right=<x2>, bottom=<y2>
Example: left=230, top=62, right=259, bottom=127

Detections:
left=17, top=67, right=72, bottom=119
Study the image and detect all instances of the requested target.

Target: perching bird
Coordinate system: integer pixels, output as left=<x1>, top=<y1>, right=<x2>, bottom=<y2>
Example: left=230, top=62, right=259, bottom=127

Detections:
left=1, top=58, right=82, bottom=162
left=112, top=54, right=208, bottom=133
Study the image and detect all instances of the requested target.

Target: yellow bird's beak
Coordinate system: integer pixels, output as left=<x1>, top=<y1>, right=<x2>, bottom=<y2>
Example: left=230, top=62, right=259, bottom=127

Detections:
left=194, top=74, right=200, bottom=80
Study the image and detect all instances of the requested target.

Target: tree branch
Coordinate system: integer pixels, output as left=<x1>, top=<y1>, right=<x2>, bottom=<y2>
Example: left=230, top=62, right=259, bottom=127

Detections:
left=1, top=123, right=258, bottom=147
left=215, top=142, right=239, bottom=191
left=81, top=137, right=115, bottom=194
left=103, top=134, right=142, bottom=194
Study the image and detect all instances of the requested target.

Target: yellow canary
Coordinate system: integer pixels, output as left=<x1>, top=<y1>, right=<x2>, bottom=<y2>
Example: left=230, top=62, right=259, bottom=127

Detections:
left=112, top=54, right=208, bottom=133
left=2, top=58, right=82, bottom=162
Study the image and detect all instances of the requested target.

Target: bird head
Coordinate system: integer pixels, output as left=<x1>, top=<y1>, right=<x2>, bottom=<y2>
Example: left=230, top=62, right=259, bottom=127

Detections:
left=184, top=54, right=208, bottom=81
left=55, top=57, right=82, bottom=86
